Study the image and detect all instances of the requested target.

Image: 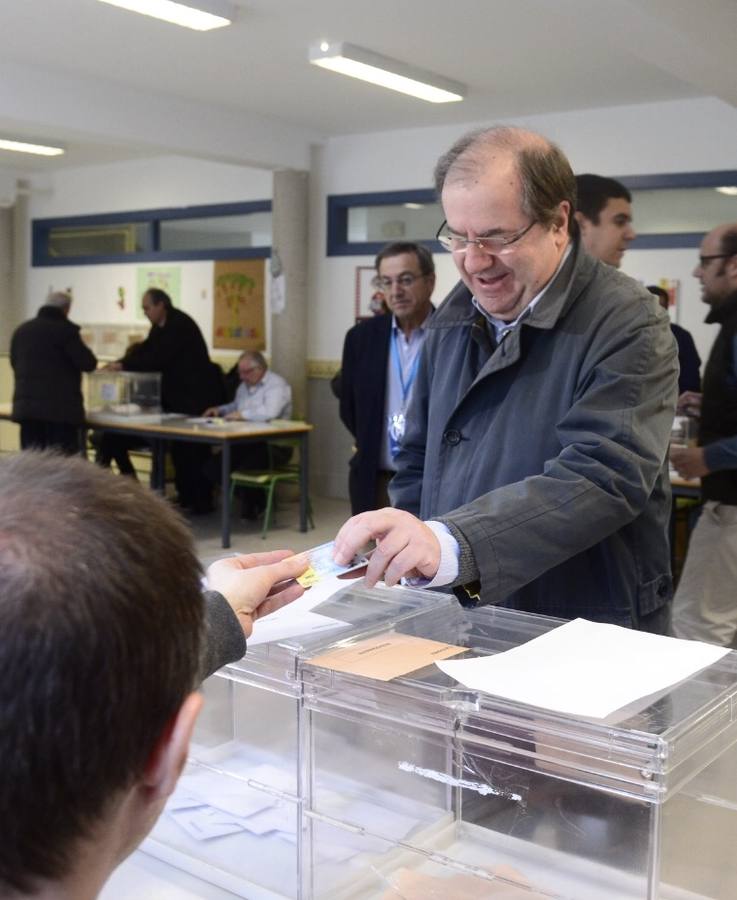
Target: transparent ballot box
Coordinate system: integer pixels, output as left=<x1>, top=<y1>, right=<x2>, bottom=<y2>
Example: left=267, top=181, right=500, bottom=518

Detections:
left=143, top=583, right=454, bottom=900
left=87, top=369, right=161, bottom=415
left=301, top=605, right=737, bottom=900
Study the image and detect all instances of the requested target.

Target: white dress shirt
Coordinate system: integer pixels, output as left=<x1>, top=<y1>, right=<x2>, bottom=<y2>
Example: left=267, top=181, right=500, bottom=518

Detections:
left=217, top=370, right=292, bottom=421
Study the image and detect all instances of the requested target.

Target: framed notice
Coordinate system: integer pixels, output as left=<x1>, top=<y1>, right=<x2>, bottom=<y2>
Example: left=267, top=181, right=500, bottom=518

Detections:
left=354, top=265, right=387, bottom=321
left=213, top=260, right=266, bottom=350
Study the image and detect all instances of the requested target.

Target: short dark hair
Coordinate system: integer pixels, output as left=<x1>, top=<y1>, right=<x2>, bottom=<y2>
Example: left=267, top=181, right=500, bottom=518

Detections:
left=647, top=285, right=670, bottom=310
left=144, top=287, right=174, bottom=309
left=575, top=174, right=632, bottom=224
left=375, top=241, right=435, bottom=277
left=433, top=126, right=577, bottom=237
left=0, top=452, right=204, bottom=893
left=719, top=226, right=737, bottom=260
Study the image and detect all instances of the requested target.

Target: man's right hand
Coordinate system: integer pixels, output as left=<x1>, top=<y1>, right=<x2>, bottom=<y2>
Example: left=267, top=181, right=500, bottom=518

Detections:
left=202, top=406, right=220, bottom=417
left=677, top=391, right=702, bottom=417
left=206, top=550, right=309, bottom=638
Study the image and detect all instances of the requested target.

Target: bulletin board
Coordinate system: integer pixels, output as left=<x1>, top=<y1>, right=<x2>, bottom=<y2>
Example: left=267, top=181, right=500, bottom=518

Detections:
left=213, top=260, right=265, bottom=350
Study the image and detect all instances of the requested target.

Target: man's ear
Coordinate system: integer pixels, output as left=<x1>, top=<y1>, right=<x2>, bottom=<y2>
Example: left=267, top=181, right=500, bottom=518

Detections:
left=141, top=692, right=203, bottom=801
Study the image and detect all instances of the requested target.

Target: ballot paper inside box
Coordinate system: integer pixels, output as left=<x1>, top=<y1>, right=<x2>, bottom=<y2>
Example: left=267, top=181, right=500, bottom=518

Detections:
left=143, top=581, right=454, bottom=899
left=301, top=604, right=737, bottom=900
left=87, top=370, right=161, bottom=415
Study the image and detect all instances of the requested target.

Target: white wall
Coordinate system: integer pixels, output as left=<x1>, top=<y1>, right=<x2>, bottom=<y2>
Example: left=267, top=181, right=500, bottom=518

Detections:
left=26, top=155, right=273, bottom=356
left=308, top=96, right=737, bottom=363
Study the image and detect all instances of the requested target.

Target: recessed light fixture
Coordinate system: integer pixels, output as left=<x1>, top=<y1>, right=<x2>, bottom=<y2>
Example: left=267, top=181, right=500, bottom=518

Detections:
left=97, top=0, right=235, bottom=31
left=403, top=203, right=424, bottom=210
left=0, top=138, right=65, bottom=157
left=716, top=186, right=737, bottom=197
left=309, top=42, right=465, bottom=104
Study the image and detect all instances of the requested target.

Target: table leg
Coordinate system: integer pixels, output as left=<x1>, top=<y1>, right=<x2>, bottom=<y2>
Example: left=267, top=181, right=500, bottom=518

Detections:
left=221, top=441, right=231, bottom=549
left=153, top=440, right=166, bottom=493
left=299, top=432, right=309, bottom=532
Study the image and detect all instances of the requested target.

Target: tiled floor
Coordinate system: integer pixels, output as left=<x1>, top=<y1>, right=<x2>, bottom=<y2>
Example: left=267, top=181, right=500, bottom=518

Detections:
left=187, top=492, right=352, bottom=567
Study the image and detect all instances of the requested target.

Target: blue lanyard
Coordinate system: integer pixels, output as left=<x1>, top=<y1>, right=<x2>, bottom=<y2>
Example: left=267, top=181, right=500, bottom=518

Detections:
left=391, top=330, right=420, bottom=405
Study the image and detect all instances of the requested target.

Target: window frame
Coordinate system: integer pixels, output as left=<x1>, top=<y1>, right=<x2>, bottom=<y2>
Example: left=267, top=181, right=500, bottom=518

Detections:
left=32, top=200, right=272, bottom=267
left=326, top=170, right=737, bottom=256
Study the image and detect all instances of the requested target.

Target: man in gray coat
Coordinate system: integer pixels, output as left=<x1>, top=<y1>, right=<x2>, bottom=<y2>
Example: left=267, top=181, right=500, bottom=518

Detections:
left=334, top=126, right=678, bottom=631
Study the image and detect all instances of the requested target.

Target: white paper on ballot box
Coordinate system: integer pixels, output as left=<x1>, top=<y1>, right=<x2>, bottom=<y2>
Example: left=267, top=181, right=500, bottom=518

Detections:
left=436, top=617, right=730, bottom=719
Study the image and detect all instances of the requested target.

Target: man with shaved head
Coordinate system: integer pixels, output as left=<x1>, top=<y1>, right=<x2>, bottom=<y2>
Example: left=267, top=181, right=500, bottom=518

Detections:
left=10, top=290, right=97, bottom=453
left=334, top=125, right=678, bottom=631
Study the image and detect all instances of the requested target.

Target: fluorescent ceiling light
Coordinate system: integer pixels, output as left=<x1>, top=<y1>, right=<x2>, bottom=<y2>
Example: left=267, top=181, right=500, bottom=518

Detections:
left=716, top=186, right=737, bottom=197
left=310, top=42, right=465, bottom=104
left=0, top=138, right=65, bottom=157
left=97, top=0, right=235, bottom=31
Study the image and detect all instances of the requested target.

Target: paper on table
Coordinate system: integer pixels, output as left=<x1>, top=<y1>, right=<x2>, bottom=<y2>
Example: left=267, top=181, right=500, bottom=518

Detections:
left=436, top=618, right=730, bottom=719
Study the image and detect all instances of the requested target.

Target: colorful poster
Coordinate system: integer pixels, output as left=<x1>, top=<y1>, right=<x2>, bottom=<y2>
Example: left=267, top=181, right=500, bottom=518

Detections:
left=213, top=260, right=265, bottom=350
left=135, top=266, right=182, bottom=320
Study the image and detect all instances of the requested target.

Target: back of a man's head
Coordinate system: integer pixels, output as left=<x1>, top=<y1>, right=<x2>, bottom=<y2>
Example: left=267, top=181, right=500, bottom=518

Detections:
left=45, top=291, right=72, bottom=312
left=0, top=452, right=204, bottom=895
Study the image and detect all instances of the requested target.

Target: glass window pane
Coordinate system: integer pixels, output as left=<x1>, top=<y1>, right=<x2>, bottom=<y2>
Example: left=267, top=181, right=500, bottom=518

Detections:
left=630, top=186, right=737, bottom=234
left=159, top=212, right=272, bottom=252
left=347, top=202, right=442, bottom=243
left=48, top=223, right=148, bottom=258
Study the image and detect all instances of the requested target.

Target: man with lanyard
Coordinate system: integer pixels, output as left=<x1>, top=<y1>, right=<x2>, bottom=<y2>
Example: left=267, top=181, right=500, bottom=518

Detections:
left=333, top=126, right=677, bottom=630
left=338, top=242, right=435, bottom=513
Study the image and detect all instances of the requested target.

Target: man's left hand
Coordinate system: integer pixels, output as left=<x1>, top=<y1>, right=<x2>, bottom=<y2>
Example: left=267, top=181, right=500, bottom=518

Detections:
left=206, top=550, right=308, bottom=638
left=670, top=446, right=710, bottom=480
left=333, top=508, right=440, bottom=588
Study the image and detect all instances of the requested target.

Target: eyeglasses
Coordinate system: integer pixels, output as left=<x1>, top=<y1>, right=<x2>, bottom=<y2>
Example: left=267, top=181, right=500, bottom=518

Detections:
left=372, top=273, right=426, bottom=289
left=435, top=219, right=536, bottom=254
left=698, top=253, right=735, bottom=267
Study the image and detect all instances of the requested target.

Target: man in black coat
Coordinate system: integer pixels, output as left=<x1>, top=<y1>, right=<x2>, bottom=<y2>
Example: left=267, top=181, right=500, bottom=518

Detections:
left=10, top=291, right=97, bottom=453
left=338, top=242, right=435, bottom=514
left=108, top=288, right=224, bottom=512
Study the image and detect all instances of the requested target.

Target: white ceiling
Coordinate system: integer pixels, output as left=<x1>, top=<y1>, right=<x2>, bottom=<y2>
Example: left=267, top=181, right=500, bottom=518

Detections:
left=0, top=0, right=735, bottom=172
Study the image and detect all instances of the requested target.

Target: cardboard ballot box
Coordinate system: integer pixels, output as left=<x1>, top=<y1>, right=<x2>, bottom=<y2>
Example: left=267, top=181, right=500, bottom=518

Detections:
left=301, top=604, right=737, bottom=900
left=87, top=370, right=161, bottom=415
left=143, top=582, right=454, bottom=900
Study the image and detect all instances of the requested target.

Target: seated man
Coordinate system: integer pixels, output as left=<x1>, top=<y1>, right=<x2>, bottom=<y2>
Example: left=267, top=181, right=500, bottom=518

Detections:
left=203, top=351, right=293, bottom=517
left=0, top=451, right=307, bottom=898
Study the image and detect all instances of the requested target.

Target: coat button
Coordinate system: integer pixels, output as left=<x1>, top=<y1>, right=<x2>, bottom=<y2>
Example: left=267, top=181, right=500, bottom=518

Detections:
left=443, top=428, right=462, bottom=446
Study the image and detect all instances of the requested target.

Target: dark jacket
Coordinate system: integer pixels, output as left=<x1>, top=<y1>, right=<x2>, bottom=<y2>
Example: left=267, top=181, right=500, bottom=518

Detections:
left=10, top=305, right=97, bottom=426
left=391, top=240, right=678, bottom=625
left=700, top=291, right=737, bottom=505
left=671, top=322, right=701, bottom=394
left=122, top=307, right=221, bottom=415
left=338, top=314, right=393, bottom=514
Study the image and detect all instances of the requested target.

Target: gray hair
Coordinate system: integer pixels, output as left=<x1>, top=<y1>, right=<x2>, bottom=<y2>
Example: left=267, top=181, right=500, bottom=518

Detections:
left=239, top=350, right=267, bottom=370
left=46, top=291, right=72, bottom=310
left=433, top=126, right=577, bottom=236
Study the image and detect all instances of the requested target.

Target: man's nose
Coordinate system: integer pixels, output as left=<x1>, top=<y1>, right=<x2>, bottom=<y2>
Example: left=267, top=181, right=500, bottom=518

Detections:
left=464, top=243, right=497, bottom=273
left=624, top=223, right=636, bottom=241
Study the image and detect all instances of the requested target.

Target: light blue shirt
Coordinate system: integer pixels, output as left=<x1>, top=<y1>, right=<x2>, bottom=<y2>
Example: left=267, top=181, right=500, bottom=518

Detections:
left=380, top=313, right=432, bottom=471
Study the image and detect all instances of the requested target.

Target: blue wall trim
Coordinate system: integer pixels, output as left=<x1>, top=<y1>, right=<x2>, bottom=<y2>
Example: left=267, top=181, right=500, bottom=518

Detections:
left=33, top=200, right=272, bottom=267
left=327, top=173, right=737, bottom=256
